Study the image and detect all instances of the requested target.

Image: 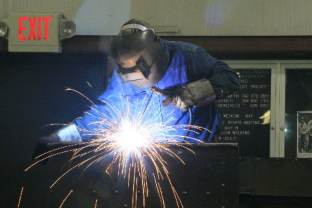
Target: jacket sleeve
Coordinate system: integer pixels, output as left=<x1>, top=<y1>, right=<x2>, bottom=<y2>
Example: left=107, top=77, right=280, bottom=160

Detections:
left=73, top=70, right=124, bottom=141
left=187, top=46, right=240, bottom=99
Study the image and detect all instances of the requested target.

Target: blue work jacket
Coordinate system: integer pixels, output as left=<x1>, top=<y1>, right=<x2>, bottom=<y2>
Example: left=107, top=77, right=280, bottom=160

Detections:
left=73, top=39, right=240, bottom=142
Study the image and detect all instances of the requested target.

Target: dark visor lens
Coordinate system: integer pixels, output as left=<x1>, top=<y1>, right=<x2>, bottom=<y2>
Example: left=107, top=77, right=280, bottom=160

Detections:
left=117, top=56, right=152, bottom=78
left=117, top=65, right=138, bottom=75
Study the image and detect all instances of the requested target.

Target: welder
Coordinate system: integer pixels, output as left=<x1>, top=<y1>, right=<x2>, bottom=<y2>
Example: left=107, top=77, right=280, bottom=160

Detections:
left=36, top=19, right=240, bottom=150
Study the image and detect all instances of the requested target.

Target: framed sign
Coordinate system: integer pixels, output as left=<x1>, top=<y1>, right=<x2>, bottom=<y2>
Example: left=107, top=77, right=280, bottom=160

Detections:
left=217, top=69, right=271, bottom=157
left=297, top=111, right=312, bottom=158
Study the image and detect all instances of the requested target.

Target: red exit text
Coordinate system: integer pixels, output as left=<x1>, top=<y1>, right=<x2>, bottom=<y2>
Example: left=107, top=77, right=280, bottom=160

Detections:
left=18, top=16, right=53, bottom=41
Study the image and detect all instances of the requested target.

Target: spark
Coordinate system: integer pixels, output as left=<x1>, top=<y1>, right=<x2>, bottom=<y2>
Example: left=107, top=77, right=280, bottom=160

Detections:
left=16, top=186, right=24, bottom=208
left=58, top=189, right=74, bottom=208
left=26, top=93, right=209, bottom=208
left=86, top=81, right=93, bottom=88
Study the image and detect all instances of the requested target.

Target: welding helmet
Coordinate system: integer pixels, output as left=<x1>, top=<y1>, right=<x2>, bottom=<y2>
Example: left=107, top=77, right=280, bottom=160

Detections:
left=110, top=19, right=169, bottom=88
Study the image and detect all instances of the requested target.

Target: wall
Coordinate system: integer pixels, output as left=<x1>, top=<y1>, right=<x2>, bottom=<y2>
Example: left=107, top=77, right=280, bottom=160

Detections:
left=1, top=0, right=312, bottom=36
left=131, top=0, right=312, bottom=36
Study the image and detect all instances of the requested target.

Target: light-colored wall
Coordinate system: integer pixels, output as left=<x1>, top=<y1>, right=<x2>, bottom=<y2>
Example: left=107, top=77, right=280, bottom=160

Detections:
left=0, top=0, right=8, bottom=19
left=131, top=0, right=312, bottom=36
left=0, top=0, right=131, bottom=35
left=74, top=0, right=131, bottom=35
left=1, top=0, right=312, bottom=36
left=1, top=0, right=83, bottom=18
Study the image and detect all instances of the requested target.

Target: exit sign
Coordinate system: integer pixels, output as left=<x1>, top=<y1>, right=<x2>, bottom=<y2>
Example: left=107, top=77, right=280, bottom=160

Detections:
left=18, top=16, right=53, bottom=41
left=8, top=13, right=61, bottom=52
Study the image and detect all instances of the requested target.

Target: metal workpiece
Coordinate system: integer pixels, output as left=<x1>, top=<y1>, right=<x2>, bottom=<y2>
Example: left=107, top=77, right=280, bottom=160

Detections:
left=17, top=143, right=239, bottom=208
left=106, top=143, right=239, bottom=208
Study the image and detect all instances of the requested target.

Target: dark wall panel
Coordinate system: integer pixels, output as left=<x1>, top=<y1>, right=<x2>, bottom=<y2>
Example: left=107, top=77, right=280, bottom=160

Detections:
left=0, top=53, right=106, bottom=207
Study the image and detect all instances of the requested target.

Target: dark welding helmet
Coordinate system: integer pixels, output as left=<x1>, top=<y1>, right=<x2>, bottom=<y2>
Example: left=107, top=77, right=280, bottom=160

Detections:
left=110, top=19, right=169, bottom=88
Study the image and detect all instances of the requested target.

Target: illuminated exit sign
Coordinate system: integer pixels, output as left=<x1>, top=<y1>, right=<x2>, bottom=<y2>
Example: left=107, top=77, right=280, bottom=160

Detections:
left=18, top=16, right=53, bottom=41
left=8, top=13, right=61, bottom=52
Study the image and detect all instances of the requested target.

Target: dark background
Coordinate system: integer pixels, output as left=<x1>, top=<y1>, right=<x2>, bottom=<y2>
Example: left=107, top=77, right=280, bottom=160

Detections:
left=0, top=53, right=107, bottom=207
left=1, top=36, right=312, bottom=207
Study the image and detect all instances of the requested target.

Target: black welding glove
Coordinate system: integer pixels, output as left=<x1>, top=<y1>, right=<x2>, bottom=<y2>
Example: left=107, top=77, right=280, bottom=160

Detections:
left=152, top=79, right=216, bottom=111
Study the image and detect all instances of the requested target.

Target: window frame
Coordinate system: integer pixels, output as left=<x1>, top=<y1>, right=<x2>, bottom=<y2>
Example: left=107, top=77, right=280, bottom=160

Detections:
left=279, top=62, right=312, bottom=158
left=225, top=60, right=278, bottom=157
left=224, top=60, right=312, bottom=158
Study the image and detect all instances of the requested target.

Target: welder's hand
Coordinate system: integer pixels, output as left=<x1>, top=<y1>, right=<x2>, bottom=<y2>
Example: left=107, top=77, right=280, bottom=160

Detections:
left=151, top=86, right=189, bottom=111
left=164, top=96, right=190, bottom=111
left=151, top=79, right=216, bottom=111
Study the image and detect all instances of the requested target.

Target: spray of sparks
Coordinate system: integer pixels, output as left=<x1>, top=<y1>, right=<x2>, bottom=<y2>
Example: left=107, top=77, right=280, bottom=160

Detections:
left=24, top=89, right=209, bottom=208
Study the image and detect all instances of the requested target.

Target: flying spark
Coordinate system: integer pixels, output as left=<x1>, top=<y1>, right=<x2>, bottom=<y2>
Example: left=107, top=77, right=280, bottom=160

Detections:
left=58, top=190, right=74, bottom=208
left=16, top=186, right=24, bottom=208
left=25, top=90, right=209, bottom=208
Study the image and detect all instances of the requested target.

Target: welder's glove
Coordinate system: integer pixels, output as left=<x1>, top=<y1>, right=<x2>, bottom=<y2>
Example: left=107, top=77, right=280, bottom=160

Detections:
left=152, top=79, right=216, bottom=111
left=163, top=96, right=189, bottom=112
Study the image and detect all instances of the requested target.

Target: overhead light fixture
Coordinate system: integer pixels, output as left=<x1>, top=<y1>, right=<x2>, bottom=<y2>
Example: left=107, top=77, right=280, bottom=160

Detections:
left=60, top=16, right=76, bottom=40
left=0, top=21, right=8, bottom=38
